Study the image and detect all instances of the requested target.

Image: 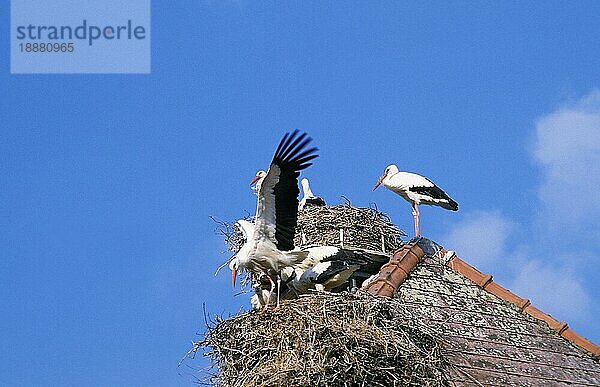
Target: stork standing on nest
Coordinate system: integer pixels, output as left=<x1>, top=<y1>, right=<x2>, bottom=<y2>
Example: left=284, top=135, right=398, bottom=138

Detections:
left=230, top=130, right=318, bottom=309
left=299, top=178, right=326, bottom=211
left=373, top=164, right=458, bottom=237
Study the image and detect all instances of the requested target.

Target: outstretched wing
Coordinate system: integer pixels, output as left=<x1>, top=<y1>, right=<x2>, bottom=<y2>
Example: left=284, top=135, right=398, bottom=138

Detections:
left=255, top=130, right=318, bottom=251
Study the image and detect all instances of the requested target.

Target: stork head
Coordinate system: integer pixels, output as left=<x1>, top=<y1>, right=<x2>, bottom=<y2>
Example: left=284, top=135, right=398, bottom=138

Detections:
left=301, top=178, right=309, bottom=190
left=373, top=164, right=399, bottom=190
left=250, top=170, right=267, bottom=186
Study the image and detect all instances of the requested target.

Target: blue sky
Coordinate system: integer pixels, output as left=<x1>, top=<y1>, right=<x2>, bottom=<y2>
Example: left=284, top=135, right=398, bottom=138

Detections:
left=2, top=2, right=600, bottom=385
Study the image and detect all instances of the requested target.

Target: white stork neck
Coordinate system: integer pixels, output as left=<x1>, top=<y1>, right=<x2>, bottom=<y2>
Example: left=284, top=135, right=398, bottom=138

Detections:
left=301, top=179, right=314, bottom=197
left=237, top=219, right=255, bottom=241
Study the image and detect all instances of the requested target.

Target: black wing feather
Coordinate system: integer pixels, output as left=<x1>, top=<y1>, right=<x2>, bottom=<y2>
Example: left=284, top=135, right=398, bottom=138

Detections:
left=271, top=130, right=318, bottom=250
left=313, top=249, right=389, bottom=285
left=304, top=197, right=326, bottom=207
left=310, top=261, right=358, bottom=284
left=409, top=185, right=458, bottom=211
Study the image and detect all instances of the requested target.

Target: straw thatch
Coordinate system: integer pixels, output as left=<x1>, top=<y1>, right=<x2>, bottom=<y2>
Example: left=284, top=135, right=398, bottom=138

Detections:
left=195, top=292, right=449, bottom=387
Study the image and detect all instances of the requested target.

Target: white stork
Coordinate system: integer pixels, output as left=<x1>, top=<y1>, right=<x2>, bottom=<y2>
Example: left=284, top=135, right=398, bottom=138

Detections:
left=246, top=245, right=389, bottom=309
left=230, top=130, right=318, bottom=309
left=298, top=178, right=326, bottom=211
left=283, top=246, right=388, bottom=295
left=373, top=164, right=458, bottom=237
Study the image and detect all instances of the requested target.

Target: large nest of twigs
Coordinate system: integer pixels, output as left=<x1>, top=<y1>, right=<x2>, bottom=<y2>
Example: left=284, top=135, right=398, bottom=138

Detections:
left=217, top=203, right=405, bottom=256
left=295, top=203, right=405, bottom=253
left=195, top=292, right=449, bottom=387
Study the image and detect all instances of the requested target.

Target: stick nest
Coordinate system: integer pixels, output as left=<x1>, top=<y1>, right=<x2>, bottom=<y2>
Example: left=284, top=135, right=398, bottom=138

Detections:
left=295, top=203, right=405, bottom=253
left=194, top=292, right=449, bottom=387
left=217, top=203, right=405, bottom=257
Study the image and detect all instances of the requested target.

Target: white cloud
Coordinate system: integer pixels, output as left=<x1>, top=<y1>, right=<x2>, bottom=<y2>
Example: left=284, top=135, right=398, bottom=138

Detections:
left=443, top=211, right=594, bottom=326
left=441, top=92, right=600, bottom=331
left=442, top=211, right=513, bottom=272
left=525, top=92, right=600, bottom=329
left=509, top=259, right=591, bottom=325
left=534, top=90, right=600, bottom=230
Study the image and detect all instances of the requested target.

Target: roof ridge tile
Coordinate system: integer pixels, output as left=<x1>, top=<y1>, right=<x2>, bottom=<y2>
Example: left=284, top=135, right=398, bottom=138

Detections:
left=363, top=242, right=424, bottom=297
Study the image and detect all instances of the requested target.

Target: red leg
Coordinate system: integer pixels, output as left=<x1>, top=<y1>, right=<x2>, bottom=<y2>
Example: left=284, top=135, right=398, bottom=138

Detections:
left=412, top=202, right=420, bottom=237
left=262, top=275, right=275, bottom=312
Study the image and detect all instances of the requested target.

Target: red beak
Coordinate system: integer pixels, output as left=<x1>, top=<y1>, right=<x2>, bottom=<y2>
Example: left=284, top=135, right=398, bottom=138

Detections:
left=373, top=175, right=385, bottom=191
left=250, top=175, right=261, bottom=186
left=231, top=267, right=238, bottom=288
